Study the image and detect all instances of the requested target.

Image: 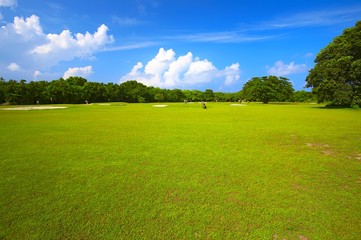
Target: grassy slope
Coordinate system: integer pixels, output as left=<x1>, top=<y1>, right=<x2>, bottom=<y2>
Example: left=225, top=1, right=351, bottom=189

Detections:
left=0, top=103, right=360, bottom=239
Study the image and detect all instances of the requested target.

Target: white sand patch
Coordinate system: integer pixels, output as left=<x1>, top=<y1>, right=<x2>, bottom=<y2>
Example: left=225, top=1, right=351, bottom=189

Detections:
left=2, top=106, right=67, bottom=111
left=230, top=104, right=246, bottom=106
left=98, top=103, right=111, bottom=105
left=152, top=105, right=168, bottom=108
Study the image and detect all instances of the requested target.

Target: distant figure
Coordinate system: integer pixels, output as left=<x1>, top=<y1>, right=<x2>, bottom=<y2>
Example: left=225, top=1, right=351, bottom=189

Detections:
left=201, top=101, right=207, bottom=109
left=36, top=100, right=39, bottom=105
left=85, top=100, right=88, bottom=104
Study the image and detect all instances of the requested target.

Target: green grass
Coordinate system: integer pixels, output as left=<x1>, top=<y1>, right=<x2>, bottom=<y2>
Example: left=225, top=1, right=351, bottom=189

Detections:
left=0, top=102, right=360, bottom=239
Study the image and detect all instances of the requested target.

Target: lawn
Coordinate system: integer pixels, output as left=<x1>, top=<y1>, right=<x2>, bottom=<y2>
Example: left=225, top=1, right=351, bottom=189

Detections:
left=0, top=102, right=360, bottom=239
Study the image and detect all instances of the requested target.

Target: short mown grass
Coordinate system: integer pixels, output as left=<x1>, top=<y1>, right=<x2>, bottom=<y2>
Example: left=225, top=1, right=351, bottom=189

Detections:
left=0, top=102, right=360, bottom=239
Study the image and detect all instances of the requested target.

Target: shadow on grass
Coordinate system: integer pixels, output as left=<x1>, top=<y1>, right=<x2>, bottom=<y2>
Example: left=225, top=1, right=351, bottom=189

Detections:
left=313, top=105, right=359, bottom=110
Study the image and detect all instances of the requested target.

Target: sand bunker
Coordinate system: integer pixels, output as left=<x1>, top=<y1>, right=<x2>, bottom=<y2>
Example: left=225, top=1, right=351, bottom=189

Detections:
left=2, top=106, right=68, bottom=111
left=230, top=104, right=246, bottom=106
left=152, top=105, right=168, bottom=108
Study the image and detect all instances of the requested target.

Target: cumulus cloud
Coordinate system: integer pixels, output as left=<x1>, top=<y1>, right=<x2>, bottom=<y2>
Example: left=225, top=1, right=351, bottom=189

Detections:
left=120, top=48, right=241, bottom=88
left=0, top=14, right=113, bottom=79
left=32, top=24, right=114, bottom=61
left=267, top=61, right=307, bottom=76
left=13, top=15, right=43, bottom=39
left=145, top=48, right=175, bottom=76
left=63, top=66, right=94, bottom=79
left=7, top=62, right=20, bottom=71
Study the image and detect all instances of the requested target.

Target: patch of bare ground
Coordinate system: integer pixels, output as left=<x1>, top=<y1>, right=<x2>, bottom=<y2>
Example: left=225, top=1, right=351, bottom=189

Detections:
left=292, top=183, right=305, bottom=191
left=273, top=234, right=309, bottom=240
left=347, top=153, right=361, bottom=161
left=230, top=104, right=246, bottom=106
left=306, top=142, right=335, bottom=156
left=306, top=143, right=329, bottom=148
left=322, top=150, right=334, bottom=156
left=152, top=104, right=168, bottom=108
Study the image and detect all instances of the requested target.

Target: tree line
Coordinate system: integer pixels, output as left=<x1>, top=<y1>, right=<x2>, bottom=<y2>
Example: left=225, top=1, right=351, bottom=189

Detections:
left=0, top=76, right=315, bottom=105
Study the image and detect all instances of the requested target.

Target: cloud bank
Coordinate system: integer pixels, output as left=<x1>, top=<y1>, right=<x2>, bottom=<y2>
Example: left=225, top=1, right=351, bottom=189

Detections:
left=0, top=14, right=113, bottom=79
left=120, top=48, right=241, bottom=89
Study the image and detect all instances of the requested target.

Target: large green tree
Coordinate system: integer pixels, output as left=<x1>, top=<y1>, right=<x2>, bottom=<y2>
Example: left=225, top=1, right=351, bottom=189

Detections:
left=119, top=80, right=148, bottom=103
left=306, top=21, right=361, bottom=107
left=242, top=76, right=294, bottom=103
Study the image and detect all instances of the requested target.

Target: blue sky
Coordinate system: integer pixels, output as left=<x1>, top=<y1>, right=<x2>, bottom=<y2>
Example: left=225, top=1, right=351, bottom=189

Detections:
left=1, top=0, right=360, bottom=92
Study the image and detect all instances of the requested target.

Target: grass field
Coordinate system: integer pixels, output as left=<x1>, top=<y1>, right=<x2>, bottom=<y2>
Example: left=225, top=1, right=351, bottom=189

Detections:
left=0, top=102, right=360, bottom=239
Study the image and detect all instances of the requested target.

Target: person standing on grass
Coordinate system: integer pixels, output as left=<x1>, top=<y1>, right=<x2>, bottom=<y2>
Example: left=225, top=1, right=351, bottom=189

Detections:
left=201, top=100, right=207, bottom=109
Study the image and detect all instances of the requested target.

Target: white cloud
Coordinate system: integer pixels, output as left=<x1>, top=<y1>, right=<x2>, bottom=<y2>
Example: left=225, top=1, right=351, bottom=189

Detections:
left=63, top=66, right=94, bottom=79
left=0, top=0, right=17, bottom=8
left=164, top=52, right=193, bottom=86
left=145, top=48, right=175, bottom=75
left=128, top=62, right=143, bottom=77
left=33, top=70, right=41, bottom=79
left=7, top=62, right=20, bottom=71
left=183, top=58, right=217, bottom=85
left=223, top=63, right=241, bottom=85
left=120, top=48, right=241, bottom=89
left=32, top=24, right=114, bottom=59
left=0, top=14, right=113, bottom=79
left=267, top=61, right=307, bottom=76
left=13, top=15, right=43, bottom=39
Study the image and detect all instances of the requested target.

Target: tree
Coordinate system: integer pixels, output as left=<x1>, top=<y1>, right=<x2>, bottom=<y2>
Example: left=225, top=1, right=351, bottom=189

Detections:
left=47, top=79, right=67, bottom=104
left=184, top=90, right=204, bottom=102
left=106, top=83, right=122, bottom=102
left=119, top=80, right=148, bottom=103
left=242, top=76, right=294, bottom=103
left=154, top=93, right=165, bottom=102
left=293, top=90, right=315, bottom=102
left=0, top=77, right=5, bottom=103
left=165, top=89, right=185, bottom=102
left=3, top=79, right=27, bottom=104
left=27, top=81, right=49, bottom=104
left=204, top=89, right=214, bottom=101
left=306, top=21, right=361, bottom=107
left=63, top=77, right=86, bottom=103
